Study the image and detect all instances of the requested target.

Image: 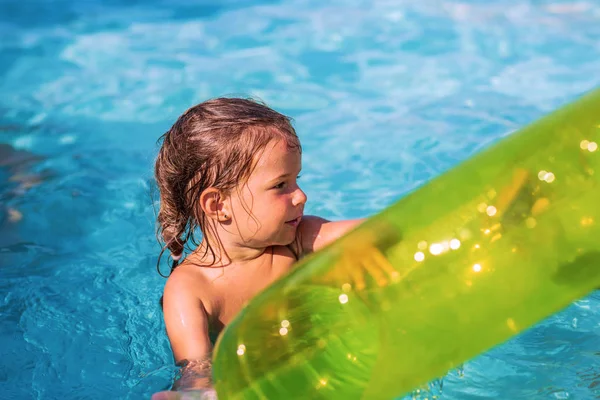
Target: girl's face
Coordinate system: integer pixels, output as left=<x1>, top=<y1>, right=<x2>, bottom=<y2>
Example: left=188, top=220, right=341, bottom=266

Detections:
left=227, top=139, right=307, bottom=249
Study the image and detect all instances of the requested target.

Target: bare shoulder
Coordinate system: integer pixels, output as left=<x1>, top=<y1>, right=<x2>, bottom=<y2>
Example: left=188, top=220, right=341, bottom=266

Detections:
left=164, top=263, right=208, bottom=301
left=162, top=264, right=214, bottom=321
left=297, top=215, right=365, bottom=255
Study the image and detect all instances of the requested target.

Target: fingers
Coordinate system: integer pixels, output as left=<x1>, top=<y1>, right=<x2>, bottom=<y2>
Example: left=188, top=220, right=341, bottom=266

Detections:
left=318, top=240, right=400, bottom=292
left=152, top=391, right=182, bottom=400
left=368, top=249, right=398, bottom=285
left=340, top=244, right=397, bottom=291
left=347, top=255, right=366, bottom=290
left=150, top=390, right=218, bottom=400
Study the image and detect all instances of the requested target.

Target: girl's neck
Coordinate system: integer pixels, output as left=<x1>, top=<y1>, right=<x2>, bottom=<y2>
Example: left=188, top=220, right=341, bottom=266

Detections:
left=192, top=239, right=268, bottom=267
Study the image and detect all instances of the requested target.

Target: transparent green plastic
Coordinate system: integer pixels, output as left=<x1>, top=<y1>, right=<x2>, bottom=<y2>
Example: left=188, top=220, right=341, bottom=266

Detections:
left=212, top=88, right=600, bottom=399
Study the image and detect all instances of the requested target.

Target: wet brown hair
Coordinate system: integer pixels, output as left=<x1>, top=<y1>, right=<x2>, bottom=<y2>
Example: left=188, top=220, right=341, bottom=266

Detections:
left=154, top=97, right=301, bottom=277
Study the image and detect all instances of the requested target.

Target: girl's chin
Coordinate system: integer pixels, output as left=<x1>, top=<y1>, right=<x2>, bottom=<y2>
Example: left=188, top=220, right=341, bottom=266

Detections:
left=272, top=233, right=298, bottom=247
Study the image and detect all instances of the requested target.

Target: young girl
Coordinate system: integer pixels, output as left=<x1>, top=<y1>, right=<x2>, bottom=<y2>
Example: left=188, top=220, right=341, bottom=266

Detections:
left=152, top=98, right=363, bottom=399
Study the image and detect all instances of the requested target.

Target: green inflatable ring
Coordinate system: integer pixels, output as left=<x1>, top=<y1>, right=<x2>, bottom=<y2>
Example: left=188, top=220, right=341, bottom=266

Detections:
left=212, top=88, right=600, bottom=399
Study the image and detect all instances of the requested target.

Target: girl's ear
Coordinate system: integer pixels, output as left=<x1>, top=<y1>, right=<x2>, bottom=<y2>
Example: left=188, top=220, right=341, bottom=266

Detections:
left=199, top=188, right=231, bottom=222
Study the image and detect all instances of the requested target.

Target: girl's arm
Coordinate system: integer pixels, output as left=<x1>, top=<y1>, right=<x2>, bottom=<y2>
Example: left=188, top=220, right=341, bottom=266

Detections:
left=155, top=271, right=217, bottom=398
left=298, top=216, right=366, bottom=254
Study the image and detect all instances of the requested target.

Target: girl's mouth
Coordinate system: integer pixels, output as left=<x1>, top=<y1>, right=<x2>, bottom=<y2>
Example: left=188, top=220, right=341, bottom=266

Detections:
left=285, top=216, right=302, bottom=227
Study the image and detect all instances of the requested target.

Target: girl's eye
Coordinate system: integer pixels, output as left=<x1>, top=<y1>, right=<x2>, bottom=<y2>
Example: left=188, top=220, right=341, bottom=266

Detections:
left=272, top=175, right=300, bottom=190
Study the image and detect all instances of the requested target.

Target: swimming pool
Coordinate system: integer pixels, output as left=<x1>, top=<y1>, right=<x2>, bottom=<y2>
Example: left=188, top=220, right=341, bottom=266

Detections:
left=1, top=0, right=599, bottom=398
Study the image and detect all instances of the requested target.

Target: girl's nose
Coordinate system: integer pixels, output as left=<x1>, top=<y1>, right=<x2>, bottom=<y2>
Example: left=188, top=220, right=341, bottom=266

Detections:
left=293, top=186, right=307, bottom=207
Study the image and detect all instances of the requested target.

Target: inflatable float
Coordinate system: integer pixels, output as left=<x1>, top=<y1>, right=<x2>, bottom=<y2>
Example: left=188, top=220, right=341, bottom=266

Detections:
left=212, top=88, right=600, bottom=399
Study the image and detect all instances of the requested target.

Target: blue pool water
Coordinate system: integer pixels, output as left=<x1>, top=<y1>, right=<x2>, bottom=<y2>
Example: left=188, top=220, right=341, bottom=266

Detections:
left=1, top=0, right=600, bottom=398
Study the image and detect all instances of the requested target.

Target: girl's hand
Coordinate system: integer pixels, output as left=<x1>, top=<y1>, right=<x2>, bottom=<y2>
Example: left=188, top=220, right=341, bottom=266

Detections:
left=151, top=389, right=217, bottom=400
left=315, top=224, right=400, bottom=292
